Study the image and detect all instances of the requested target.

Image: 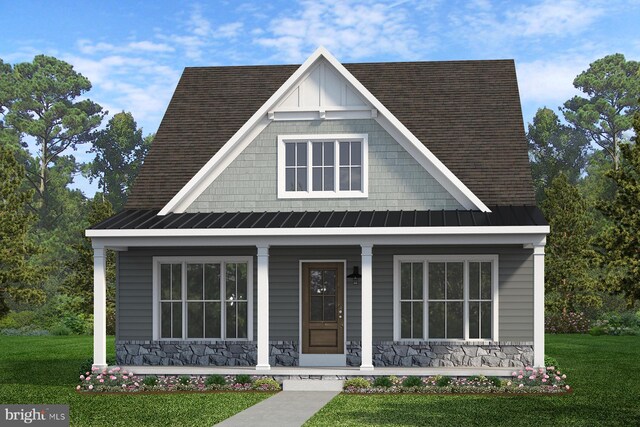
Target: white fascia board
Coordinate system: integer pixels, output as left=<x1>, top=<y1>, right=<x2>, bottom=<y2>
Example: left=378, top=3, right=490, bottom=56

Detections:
left=158, top=46, right=491, bottom=215
left=86, top=225, right=549, bottom=238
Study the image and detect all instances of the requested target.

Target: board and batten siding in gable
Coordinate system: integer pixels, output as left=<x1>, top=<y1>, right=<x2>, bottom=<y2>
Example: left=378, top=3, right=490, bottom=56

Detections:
left=117, top=245, right=533, bottom=343
left=186, top=119, right=463, bottom=213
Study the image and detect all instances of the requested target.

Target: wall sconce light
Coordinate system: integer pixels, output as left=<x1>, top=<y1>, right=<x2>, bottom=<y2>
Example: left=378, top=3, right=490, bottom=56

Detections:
left=347, top=266, right=361, bottom=286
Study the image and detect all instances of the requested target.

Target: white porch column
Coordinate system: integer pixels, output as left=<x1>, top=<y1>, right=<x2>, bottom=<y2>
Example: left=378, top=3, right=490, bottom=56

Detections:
left=92, top=245, right=107, bottom=370
left=533, top=244, right=545, bottom=367
left=256, top=245, right=271, bottom=370
left=360, top=244, right=374, bottom=370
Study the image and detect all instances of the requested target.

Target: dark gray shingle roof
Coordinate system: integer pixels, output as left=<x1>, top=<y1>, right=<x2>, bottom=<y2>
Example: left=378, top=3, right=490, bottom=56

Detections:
left=126, top=60, right=535, bottom=209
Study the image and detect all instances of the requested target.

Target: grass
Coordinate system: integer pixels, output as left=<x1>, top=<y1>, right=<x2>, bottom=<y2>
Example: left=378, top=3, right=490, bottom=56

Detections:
left=306, top=334, right=640, bottom=426
left=0, top=336, right=273, bottom=426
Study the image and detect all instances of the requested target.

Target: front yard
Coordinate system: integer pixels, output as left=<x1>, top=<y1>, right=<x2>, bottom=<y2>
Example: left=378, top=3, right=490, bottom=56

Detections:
left=0, top=334, right=638, bottom=426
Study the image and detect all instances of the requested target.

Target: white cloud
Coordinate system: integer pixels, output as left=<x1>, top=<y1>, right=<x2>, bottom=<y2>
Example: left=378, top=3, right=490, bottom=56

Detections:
left=77, top=39, right=174, bottom=55
left=254, top=0, right=430, bottom=62
left=507, top=0, right=604, bottom=37
left=516, top=57, right=586, bottom=106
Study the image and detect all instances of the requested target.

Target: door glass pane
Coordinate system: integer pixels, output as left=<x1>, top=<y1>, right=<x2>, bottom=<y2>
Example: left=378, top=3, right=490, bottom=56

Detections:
left=226, top=302, right=237, bottom=338
left=187, top=302, right=203, bottom=338
left=351, top=167, right=361, bottom=191
left=447, top=262, right=463, bottom=299
left=413, top=302, right=423, bottom=338
left=285, top=143, right=295, bottom=166
left=351, top=141, right=361, bottom=165
left=187, top=264, right=203, bottom=300
left=296, top=142, right=307, bottom=166
left=204, top=302, right=221, bottom=338
left=412, top=263, right=423, bottom=299
left=236, top=302, right=247, bottom=338
left=481, top=262, right=492, bottom=299
left=447, top=301, right=463, bottom=339
left=324, top=167, right=334, bottom=191
left=297, top=168, right=307, bottom=191
left=400, top=263, right=411, bottom=300
left=339, top=167, right=349, bottom=190
left=312, top=142, right=322, bottom=166
left=171, top=264, right=182, bottom=299
left=469, top=262, right=480, bottom=300
left=469, top=301, right=480, bottom=339
left=161, top=302, right=171, bottom=338
left=481, top=301, right=492, bottom=339
left=236, top=263, right=247, bottom=300
left=172, top=302, right=182, bottom=338
left=324, top=296, right=336, bottom=321
left=204, top=264, right=220, bottom=300
left=312, top=167, right=322, bottom=191
left=324, top=142, right=334, bottom=164
left=323, top=270, right=336, bottom=295
left=160, top=264, right=171, bottom=300
left=310, top=296, right=323, bottom=321
left=401, top=302, right=411, bottom=338
left=339, top=141, right=349, bottom=165
left=285, top=168, right=295, bottom=191
left=310, top=270, right=323, bottom=294
left=226, top=263, right=236, bottom=300
left=429, top=302, right=445, bottom=339
left=428, top=263, right=445, bottom=299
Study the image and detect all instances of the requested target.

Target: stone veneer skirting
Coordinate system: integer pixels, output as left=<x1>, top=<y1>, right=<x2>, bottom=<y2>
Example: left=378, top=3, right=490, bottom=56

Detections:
left=347, top=341, right=534, bottom=368
left=117, top=340, right=533, bottom=368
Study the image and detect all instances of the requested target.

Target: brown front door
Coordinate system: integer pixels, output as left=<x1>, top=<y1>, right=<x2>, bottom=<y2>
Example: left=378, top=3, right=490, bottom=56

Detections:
left=302, top=262, right=344, bottom=354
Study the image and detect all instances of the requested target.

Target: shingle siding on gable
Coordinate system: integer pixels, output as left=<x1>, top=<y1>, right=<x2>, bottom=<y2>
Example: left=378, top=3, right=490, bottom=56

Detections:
left=187, top=119, right=463, bottom=213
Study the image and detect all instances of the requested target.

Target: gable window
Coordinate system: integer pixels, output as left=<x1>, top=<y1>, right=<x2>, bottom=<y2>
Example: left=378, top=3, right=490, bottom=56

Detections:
left=154, top=257, right=253, bottom=341
left=394, top=256, right=498, bottom=341
left=278, top=134, right=368, bottom=198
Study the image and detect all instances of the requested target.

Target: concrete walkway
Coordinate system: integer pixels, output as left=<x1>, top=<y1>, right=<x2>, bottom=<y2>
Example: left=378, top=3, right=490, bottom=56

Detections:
left=215, top=391, right=339, bottom=427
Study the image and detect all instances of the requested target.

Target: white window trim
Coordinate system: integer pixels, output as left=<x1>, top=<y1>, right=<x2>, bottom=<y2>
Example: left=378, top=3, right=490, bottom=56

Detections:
left=152, top=256, right=254, bottom=341
left=277, top=134, right=369, bottom=199
left=393, top=255, right=499, bottom=343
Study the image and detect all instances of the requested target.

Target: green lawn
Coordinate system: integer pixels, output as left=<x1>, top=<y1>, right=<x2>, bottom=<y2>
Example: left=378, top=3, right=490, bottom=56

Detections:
left=306, top=334, right=640, bottom=426
left=0, top=336, right=273, bottom=426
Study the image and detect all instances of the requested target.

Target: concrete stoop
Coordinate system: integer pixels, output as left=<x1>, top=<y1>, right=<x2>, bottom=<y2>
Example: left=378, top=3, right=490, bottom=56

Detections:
left=283, top=379, right=344, bottom=391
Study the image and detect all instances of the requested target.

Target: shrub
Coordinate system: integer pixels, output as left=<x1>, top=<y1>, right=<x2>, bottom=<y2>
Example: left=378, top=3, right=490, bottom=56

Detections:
left=142, top=375, right=158, bottom=386
left=50, top=324, right=72, bottom=336
left=544, top=355, right=561, bottom=370
left=252, top=378, right=280, bottom=391
left=435, top=376, right=451, bottom=387
left=372, top=376, right=393, bottom=388
left=78, top=357, right=117, bottom=378
left=343, top=377, right=371, bottom=389
left=589, top=326, right=607, bottom=336
left=545, top=311, right=590, bottom=333
left=591, top=311, right=640, bottom=336
left=178, top=375, right=191, bottom=385
left=487, top=376, right=503, bottom=387
left=402, top=376, right=423, bottom=388
left=234, top=374, right=252, bottom=385
left=0, top=328, right=49, bottom=336
left=205, top=374, right=227, bottom=386
left=0, top=311, right=38, bottom=329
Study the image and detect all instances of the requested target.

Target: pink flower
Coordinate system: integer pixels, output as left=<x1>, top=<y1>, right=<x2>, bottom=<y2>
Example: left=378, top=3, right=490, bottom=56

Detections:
left=80, top=375, right=85, bottom=380
left=517, top=375, right=523, bottom=379
left=114, top=367, right=121, bottom=372
left=555, top=376, right=561, bottom=381
left=565, top=385, right=570, bottom=390
left=99, top=379, right=104, bottom=383
left=529, top=375, right=535, bottom=380
left=88, top=385, right=93, bottom=390
left=511, top=371, right=517, bottom=376
left=110, top=376, right=117, bottom=380
left=123, top=376, right=128, bottom=380
left=85, top=377, right=91, bottom=381
left=542, top=379, right=547, bottom=382
left=91, top=367, right=99, bottom=371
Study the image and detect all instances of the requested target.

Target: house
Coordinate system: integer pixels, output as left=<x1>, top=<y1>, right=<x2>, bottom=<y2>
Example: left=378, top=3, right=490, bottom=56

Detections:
left=87, top=47, right=548, bottom=373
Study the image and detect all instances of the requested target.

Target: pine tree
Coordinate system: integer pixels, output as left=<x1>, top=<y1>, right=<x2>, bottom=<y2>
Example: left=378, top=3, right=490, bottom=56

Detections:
left=542, top=174, right=601, bottom=313
left=0, top=145, right=45, bottom=317
left=598, top=112, right=640, bottom=308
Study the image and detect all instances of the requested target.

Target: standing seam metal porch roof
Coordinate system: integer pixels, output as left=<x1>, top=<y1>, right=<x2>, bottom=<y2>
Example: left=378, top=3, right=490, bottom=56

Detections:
left=125, top=60, right=535, bottom=210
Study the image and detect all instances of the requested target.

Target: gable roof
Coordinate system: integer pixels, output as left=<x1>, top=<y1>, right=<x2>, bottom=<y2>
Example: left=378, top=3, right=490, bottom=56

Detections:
left=126, top=56, right=535, bottom=210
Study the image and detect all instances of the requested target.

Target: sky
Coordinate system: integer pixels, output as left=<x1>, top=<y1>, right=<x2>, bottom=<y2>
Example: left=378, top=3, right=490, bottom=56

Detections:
left=1, top=0, right=639, bottom=196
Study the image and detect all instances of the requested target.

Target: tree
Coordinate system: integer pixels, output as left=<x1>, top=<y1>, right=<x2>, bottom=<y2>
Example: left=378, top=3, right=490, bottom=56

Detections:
left=598, top=111, right=640, bottom=308
left=1, top=55, right=104, bottom=222
left=528, top=107, right=590, bottom=203
left=63, top=195, right=116, bottom=332
left=562, top=54, right=640, bottom=170
left=542, top=174, right=601, bottom=314
left=87, top=112, right=152, bottom=211
left=0, top=145, right=45, bottom=317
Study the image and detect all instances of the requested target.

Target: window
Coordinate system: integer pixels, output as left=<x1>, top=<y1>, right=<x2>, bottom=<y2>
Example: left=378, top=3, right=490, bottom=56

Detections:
left=394, top=256, right=498, bottom=341
left=278, top=134, right=368, bottom=198
left=154, top=257, right=253, bottom=340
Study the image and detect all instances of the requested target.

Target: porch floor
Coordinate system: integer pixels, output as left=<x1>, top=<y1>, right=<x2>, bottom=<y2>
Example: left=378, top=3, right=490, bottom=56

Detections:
left=118, top=365, right=515, bottom=377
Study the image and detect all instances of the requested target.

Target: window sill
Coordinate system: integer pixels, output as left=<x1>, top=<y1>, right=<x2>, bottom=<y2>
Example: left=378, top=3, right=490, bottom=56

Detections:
left=277, top=191, right=368, bottom=199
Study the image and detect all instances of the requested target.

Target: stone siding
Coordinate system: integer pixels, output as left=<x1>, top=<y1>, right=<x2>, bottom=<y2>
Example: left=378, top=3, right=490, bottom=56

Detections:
left=347, top=341, right=534, bottom=368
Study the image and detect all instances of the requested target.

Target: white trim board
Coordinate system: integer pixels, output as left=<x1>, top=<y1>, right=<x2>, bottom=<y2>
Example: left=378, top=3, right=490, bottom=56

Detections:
left=157, top=47, right=490, bottom=215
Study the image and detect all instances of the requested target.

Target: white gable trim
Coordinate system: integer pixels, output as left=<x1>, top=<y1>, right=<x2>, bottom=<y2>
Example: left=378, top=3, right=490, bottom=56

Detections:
left=158, top=47, right=490, bottom=215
